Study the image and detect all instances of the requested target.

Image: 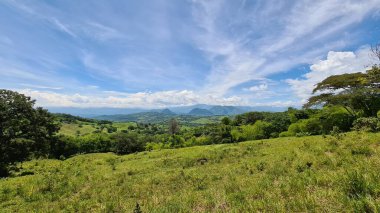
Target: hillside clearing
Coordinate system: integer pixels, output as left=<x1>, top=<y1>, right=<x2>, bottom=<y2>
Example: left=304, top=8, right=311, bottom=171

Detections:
left=1, top=132, right=380, bottom=212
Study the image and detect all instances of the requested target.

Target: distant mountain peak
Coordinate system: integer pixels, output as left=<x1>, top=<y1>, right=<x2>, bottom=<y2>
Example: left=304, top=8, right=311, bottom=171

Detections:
left=209, top=105, right=243, bottom=115
left=188, top=108, right=214, bottom=116
left=161, top=108, right=175, bottom=115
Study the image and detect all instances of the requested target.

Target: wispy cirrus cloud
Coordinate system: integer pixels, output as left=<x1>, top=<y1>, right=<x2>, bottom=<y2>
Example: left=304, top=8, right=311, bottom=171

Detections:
left=191, top=0, right=380, bottom=98
left=0, top=0, right=379, bottom=108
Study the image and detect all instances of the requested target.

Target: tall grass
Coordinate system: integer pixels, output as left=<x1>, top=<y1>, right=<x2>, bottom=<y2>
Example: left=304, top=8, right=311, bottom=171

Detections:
left=1, top=132, right=379, bottom=212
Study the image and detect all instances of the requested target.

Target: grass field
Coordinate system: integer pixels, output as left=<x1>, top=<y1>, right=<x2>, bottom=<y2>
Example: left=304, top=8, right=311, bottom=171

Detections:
left=59, top=123, right=98, bottom=136
left=1, top=132, right=380, bottom=212
left=59, top=122, right=135, bottom=136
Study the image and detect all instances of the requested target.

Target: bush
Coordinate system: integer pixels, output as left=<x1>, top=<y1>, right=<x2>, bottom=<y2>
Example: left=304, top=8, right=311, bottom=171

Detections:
left=287, top=122, right=301, bottom=136
left=231, top=129, right=245, bottom=142
left=168, top=135, right=185, bottom=148
left=111, top=133, right=144, bottom=155
left=352, top=117, right=380, bottom=132
left=279, top=131, right=292, bottom=137
left=79, top=134, right=112, bottom=153
left=299, top=118, right=322, bottom=135
left=319, top=107, right=353, bottom=133
left=51, top=135, right=79, bottom=158
left=251, top=121, right=274, bottom=139
left=241, top=121, right=274, bottom=140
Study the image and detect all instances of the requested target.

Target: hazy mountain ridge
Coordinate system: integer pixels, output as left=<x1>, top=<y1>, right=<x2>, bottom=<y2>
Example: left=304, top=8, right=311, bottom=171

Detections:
left=187, top=108, right=214, bottom=116
left=48, top=105, right=287, bottom=118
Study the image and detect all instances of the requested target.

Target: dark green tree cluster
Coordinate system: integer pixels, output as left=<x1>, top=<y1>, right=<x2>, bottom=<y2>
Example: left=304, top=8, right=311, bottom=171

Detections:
left=0, top=90, right=59, bottom=176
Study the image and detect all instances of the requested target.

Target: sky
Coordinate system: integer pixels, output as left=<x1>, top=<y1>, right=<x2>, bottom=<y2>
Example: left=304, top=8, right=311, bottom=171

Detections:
left=1, top=0, right=380, bottom=109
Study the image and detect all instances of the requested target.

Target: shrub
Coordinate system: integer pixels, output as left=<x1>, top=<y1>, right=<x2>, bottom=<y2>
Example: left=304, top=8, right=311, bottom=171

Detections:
left=330, top=126, right=344, bottom=139
left=111, top=132, right=144, bottom=155
left=79, top=134, right=112, bottom=153
left=287, top=123, right=301, bottom=136
left=231, top=129, right=245, bottom=142
left=241, top=121, right=274, bottom=140
left=51, top=135, right=79, bottom=158
left=299, top=118, right=322, bottom=135
left=352, top=117, right=380, bottom=132
left=279, top=131, right=292, bottom=137
left=319, top=107, right=354, bottom=133
left=168, top=135, right=185, bottom=148
left=251, top=120, right=274, bottom=139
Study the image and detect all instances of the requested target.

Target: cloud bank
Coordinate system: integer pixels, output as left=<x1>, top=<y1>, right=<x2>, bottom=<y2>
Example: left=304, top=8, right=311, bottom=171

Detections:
left=286, top=47, right=375, bottom=102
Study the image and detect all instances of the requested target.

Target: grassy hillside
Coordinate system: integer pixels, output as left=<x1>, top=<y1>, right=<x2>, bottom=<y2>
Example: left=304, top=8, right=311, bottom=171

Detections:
left=59, top=122, right=135, bottom=136
left=94, top=112, right=224, bottom=126
left=1, top=132, right=380, bottom=212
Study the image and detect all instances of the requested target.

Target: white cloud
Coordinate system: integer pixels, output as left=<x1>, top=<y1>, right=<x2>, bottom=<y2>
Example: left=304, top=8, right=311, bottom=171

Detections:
left=246, top=84, right=268, bottom=92
left=251, top=100, right=299, bottom=108
left=19, top=83, right=63, bottom=90
left=83, top=22, right=124, bottom=41
left=191, top=0, right=380, bottom=97
left=286, top=47, right=374, bottom=102
left=50, top=18, right=77, bottom=38
left=17, top=89, right=247, bottom=108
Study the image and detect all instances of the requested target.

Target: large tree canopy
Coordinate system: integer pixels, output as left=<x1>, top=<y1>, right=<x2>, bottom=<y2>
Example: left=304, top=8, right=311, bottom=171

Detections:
left=304, top=66, right=380, bottom=117
left=0, top=89, right=59, bottom=176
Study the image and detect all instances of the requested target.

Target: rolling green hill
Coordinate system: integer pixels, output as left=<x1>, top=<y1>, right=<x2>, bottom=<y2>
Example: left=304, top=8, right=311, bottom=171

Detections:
left=188, top=108, right=214, bottom=116
left=1, top=132, right=379, bottom=212
left=94, top=112, right=223, bottom=126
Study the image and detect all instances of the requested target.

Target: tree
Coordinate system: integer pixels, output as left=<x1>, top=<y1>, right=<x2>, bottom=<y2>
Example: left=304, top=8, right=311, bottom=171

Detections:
left=168, top=118, right=180, bottom=135
left=371, top=43, right=380, bottom=64
left=221, top=117, right=231, bottom=125
left=304, top=67, right=380, bottom=117
left=305, top=43, right=380, bottom=117
left=111, top=132, right=144, bottom=154
left=0, top=90, right=59, bottom=176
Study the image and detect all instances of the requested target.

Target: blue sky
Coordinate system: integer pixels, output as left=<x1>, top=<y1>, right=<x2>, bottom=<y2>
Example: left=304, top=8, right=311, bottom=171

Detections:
left=1, top=0, right=380, bottom=108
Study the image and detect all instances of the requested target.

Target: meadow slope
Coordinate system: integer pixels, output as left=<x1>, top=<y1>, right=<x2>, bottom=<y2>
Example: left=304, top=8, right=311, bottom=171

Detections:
left=1, top=132, right=380, bottom=212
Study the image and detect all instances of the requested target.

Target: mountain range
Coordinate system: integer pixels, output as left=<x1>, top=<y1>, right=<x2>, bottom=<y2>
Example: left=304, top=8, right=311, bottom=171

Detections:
left=48, top=104, right=288, bottom=118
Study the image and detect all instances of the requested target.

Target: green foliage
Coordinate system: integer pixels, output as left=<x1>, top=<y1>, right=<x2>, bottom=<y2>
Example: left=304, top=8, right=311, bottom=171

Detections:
left=251, top=120, right=274, bottom=139
left=318, top=106, right=354, bottom=133
left=305, top=67, right=380, bottom=117
left=51, top=135, right=79, bottom=158
left=299, top=117, right=322, bottom=135
left=167, top=135, right=185, bottom=148
left=240, top=121, right=274, bottom=140
left=111, top=133, right=144, bottom=154
left=352, top=117, right=380, bottom=132
left=107, top=125, right=117, bottom=133
left=2, top=132, right=380, bottom=211
left=279, top=131, right=292, bottom=137
left=344, top=170, right=375, bottom=199
left=221, top=117, right=231, bottom=125
left=0, top=89, right=59, bottom=176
